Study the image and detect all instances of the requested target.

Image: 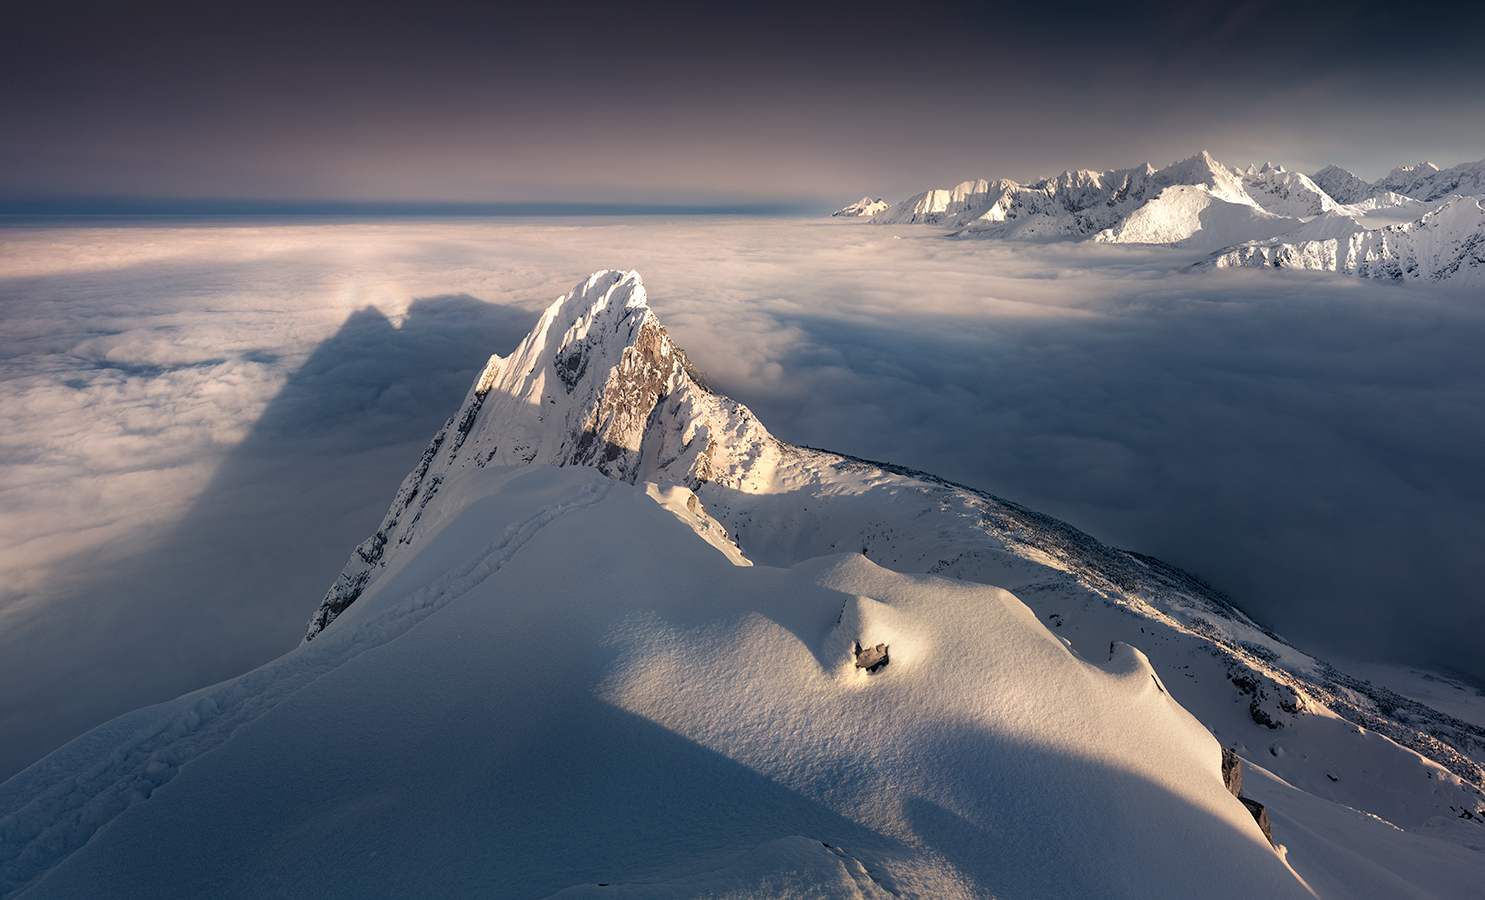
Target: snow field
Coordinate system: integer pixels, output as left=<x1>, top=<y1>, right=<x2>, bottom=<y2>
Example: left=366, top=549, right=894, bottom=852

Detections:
left=1, top=465, right=1312, bottom=898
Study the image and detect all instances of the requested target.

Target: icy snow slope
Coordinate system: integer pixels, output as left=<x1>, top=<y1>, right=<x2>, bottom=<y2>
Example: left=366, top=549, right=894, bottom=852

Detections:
left=1202, top=196, right=1485, bottom=286
left=4, top=271, right=1482, bottom=898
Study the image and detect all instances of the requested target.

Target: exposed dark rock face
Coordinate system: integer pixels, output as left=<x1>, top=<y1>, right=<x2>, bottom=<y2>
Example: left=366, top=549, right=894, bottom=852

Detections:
left=305, top=421, right=454, bottom=639
left=1222, top=748, right=1275, bottom=849
left=569, top=315, right=675, bottom=481
left=1228, top=663, right=1307, bottom=730
left=1241, top=797, right=1274, bottom=847
left=1221, top=747, right=1243, bottom=798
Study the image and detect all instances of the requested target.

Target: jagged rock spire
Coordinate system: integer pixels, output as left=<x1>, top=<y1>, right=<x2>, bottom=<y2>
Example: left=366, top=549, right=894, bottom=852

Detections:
left=305, top=270, right=775, bottom=639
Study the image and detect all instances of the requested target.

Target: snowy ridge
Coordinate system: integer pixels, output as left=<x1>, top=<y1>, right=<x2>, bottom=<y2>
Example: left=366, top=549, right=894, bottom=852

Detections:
left=0, top=462, right=1318, bottom=899
left=1201, top=196, right=1485, bottom=285
left=306, top=271, right=1485, bottom=823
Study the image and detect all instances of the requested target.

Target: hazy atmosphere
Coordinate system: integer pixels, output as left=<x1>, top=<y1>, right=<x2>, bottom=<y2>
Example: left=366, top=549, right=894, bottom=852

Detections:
left=3, top=0, right=1484, bottom=790
left=4, top=0, right=1485, bottom=209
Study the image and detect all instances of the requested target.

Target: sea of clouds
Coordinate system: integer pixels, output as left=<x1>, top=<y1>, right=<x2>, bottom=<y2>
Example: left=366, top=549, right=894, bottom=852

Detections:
left=2, top=216, right=1482, bottom=780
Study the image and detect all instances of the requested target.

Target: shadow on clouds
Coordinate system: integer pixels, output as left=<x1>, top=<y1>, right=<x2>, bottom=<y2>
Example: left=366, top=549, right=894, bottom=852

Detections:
left=0, top=294, right=536, bottom=781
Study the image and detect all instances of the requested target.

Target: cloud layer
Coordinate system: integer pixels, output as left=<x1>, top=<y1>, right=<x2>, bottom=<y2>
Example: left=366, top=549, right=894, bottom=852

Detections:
left=2, top=217, right=1483, bottom=780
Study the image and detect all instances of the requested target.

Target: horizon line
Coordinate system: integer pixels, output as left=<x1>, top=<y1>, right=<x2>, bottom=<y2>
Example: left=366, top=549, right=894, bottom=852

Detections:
left=0, top=197, right=828, bottom=218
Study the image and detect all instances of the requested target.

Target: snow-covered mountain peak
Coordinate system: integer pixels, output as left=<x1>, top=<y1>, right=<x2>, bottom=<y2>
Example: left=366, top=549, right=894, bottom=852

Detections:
left=1378, top=161, right=1441, bottom=192
left=876, top=151, right=1320, bottom=248
left=313, top=272, right=1483, bottom=824
left=1311, top=164, right=1371, bottom=204
left=1157, top=150, right=1249, bottom=203
left=831, top=196, right=889, bottom=217
left=1240, top=166, right=1341, bottom=217
left=305, top=270, right=777, bottom=639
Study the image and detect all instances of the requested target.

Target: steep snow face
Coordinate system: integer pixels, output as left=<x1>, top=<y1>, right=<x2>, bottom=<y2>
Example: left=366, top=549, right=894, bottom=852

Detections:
left=1312, top=165, right=1374, bottom=205
left=831, top=197, right=889, bottom=217
left=1203, top=196, right=1485, bottom=285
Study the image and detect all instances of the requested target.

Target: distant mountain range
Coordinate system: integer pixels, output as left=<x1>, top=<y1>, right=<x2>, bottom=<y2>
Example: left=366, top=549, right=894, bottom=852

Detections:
left=840, top=153, right=1485, bottom=285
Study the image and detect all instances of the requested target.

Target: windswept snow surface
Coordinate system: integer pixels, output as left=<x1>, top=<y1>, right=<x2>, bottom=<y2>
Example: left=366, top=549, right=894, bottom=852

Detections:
left=0, top=469, right=1308, bottom=900
left=3, top=271, right=1482, bottom=898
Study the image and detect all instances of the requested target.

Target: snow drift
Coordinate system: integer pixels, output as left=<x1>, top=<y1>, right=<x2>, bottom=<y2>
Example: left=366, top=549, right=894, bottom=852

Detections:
left=3, top=272, right=1482, bottom=899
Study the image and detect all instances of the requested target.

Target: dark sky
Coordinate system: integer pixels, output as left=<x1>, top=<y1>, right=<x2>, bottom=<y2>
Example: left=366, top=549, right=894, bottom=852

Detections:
left=4, top=0, right=1483, bottom=205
